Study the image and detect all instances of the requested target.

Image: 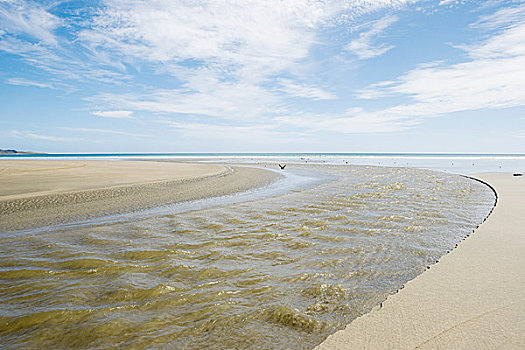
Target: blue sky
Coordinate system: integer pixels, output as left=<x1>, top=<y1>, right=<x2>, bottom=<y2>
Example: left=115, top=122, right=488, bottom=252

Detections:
left=1, top=0, right=524, bottom=153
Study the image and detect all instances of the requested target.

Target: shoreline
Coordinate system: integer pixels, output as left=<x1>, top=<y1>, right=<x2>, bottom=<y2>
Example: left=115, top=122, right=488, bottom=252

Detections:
left=315, top=172, right=524, bottom=349
left=0, top=160, right=281, bottom=232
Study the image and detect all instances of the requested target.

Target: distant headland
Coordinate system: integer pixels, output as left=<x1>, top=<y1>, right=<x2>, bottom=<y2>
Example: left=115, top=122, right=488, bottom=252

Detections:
left=0, top=149, right=44, bottom=155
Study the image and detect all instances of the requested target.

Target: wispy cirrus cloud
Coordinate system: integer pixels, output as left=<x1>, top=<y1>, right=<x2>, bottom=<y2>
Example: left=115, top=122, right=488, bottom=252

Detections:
left=6, top=77, right=56, bottom=89
left=0, top=0, right=60, bottom=45
left=160, top=119, right=312, bottom=148
left=277, top=79, right=337, bottom=100
left=438, top=0, right=457, bottom=6
left=471, top=3, right=525, bottom=30
left=85, top=2, right=525, bottom=136
left=1, top=1, right=422, bottom=123
left=5, top=76, right=75, bottom=92
left=61, top=127, right=149, bottom=137
left=91, top=110, right=135, bottom=119
left=276, top=108, right=418, bottom=134
left=88, top=84, right=283, bottom=121
left=76, top=0, right=418, bottom=120
left=0, top=1, right=129, bottom=88
left=10, top=130, right=81, bottom=142
left=346, top=15, right=398, bottom=59
left=354, top=3, right=525, bottom=123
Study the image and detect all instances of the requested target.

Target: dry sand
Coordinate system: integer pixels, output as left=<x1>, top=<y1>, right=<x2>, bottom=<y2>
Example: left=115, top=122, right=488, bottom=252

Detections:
left=0, top=160, right=280, bottom=232
left=316, top=172, right=524, bottom=350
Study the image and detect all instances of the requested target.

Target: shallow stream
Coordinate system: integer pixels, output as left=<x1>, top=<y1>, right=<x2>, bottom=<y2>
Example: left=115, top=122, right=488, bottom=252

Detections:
left=0, top=165, right=495, bottom=349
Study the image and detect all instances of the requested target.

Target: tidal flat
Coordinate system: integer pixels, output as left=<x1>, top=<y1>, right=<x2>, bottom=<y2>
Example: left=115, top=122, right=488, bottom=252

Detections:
left=0, top=163, right=494, bottom=349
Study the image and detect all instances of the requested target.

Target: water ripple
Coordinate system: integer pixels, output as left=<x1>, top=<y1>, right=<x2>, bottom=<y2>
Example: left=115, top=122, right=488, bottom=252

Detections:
left=0, top=165, right=494, bottom=349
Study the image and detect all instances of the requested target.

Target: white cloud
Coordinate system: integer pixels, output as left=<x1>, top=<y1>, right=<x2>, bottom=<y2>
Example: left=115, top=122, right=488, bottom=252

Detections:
left=10, top=130, right=81, bottom=142
left=61, top=127, right=149, bottom=137
left=0, top=0, right=60, bottom=45
left=346, top=15, right=398, bottom=59
left=79, top=0, right=327, bottom=78
left=277, top=79, right=337, bottom=100
left=355, top=80, right=396, bottom=99
left=354, top=4, right=525, bottom=123
left=0, top=34, right=128, bottom=88
left=0, top=1, right=131, bottom=88
left=276, top=108, right=418, bottom=134
left=3, top=0, right=451, bottom=139
left=89, top=82, right=283, bottom=121
left=161, top=119, right=311, bottom=146
left=83, top=0, right=414, bottom=68
left=471, top=3, right=525, bottom=30
left=78, top=0, right=419, bottom=118
left=6, top=77, right=56, bottom=89
left=91, top=110, right=134, bottom=119
left=438, top=0, right=456, bottom=6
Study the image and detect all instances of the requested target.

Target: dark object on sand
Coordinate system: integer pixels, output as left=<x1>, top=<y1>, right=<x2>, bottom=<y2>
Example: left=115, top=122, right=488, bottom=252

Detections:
left=513, top=173, right=522, bottom=176
left=278, top=164, right=286, bottom=170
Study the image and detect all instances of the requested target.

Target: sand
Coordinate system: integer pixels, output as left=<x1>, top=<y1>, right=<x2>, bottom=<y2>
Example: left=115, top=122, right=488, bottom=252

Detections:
left=315, top=172, right=524, bottom=350
left=0, top=160, right=280, bottom=232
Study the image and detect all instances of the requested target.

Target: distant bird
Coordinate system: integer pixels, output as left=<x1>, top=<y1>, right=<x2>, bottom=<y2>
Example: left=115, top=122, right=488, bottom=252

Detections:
left=278, top=164, right=286, bottom=170
left=513, top=173, right=523, bottom=176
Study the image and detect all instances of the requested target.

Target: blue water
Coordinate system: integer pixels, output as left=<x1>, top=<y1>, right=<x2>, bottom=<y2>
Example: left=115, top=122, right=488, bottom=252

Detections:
left=2, top=152, right=524, bottom=158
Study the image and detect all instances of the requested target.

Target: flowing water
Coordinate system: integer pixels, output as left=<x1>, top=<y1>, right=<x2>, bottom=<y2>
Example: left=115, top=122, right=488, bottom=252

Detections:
left=0, top=165, right=495, bottom=349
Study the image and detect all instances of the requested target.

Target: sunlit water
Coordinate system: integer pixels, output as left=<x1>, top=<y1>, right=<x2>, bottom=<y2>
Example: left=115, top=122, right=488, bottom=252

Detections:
left=0, top=165, right=495, bottom=349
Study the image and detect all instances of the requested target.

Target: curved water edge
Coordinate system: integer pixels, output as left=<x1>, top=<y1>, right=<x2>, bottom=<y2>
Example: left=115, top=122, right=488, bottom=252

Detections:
left=461, top=174, right=498, bottom=208
left=1, top=165, right=331, bottom=237
left=314, top=175, right=502, bottom=350
left=0, top=165, right=496, bottom=349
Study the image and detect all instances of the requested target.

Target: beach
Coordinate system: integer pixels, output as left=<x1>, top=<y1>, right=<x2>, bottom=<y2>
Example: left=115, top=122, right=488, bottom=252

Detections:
left=0, top=160, right=280, bottom=232
left=0, top=159, right=500, bottom=349
left=1, top=159, right=521, bottom=349
left=315, top=172, right=524, bottom=349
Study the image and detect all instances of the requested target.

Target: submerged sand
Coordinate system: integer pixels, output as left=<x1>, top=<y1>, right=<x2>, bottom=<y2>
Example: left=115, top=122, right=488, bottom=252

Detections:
left=316, top=172, right=524, bottom=350
left=0, top=160, right=280, bottom=232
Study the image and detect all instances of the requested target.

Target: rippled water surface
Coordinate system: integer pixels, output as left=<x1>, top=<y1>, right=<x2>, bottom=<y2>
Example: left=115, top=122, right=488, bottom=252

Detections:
left=0, top=165, right=494, bottom=349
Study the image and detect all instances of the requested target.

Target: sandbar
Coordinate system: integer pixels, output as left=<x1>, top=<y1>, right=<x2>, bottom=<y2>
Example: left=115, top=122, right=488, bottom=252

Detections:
left=0, top=160, right=280, bottom=232
left=315, top=172, right=524, bottom=349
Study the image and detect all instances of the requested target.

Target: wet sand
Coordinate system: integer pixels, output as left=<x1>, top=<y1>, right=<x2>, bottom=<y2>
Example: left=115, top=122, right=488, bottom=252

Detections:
left=316, top=172, right=524, bottom=350
left=0, top=160, right=280, bottom=232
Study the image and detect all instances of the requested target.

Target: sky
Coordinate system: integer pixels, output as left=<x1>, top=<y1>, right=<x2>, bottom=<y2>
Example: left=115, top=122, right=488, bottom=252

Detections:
left=0, top=0, right=524, bottom=153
